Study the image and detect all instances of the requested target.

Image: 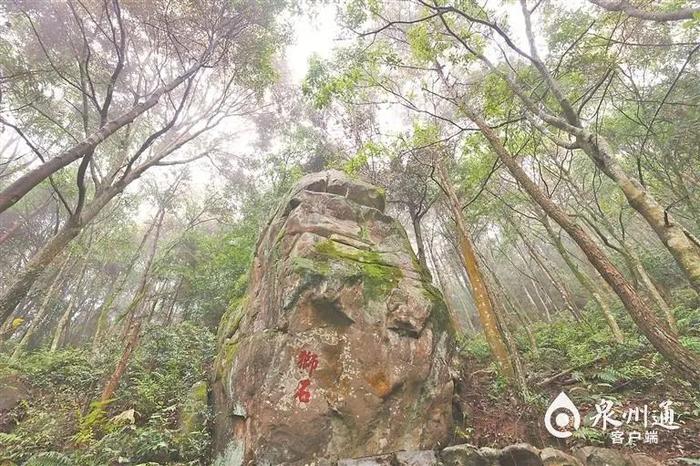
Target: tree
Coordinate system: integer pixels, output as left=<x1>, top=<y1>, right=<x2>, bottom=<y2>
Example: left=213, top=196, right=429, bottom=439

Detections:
left=301, top=0, right=700, bottom=382
left=436, top=159, right=517, bottom=382
left=465, top=106, right=700, bottom=382
left=0, top=0, right=286, bottom=326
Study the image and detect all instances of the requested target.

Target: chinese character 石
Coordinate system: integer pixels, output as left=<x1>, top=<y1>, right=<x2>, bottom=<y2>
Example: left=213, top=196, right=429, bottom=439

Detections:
left=294, top=378, right=312, bottom=403
left=627, top=431, right=641, bottom=446
left=624, top=405, right=648, bottom=428
left=297, top=350, right=319, bottom=376
left=610, top=431, right=624, bottom=445
left=644, top=430, right=659, bottom=444
left=592, top=399, right=622, bottom=430
left=652, top=400, right=680, bottom=430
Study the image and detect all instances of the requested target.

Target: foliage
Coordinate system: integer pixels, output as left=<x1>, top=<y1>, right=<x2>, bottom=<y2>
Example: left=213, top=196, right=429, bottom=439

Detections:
left=2, top=0, right=700, bottom=461
left=457, top=333, right=492, bottom=362
left=1, top=322, right=214, bottom=465
left=7, top=349, right=103, bottom=394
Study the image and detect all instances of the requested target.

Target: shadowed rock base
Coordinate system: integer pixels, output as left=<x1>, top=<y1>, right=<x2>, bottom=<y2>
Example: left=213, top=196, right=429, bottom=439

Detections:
left=327, top=444, right=662, bottom=466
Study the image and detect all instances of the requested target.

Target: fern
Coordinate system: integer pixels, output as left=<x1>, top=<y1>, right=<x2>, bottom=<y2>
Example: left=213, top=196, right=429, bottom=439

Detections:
left=0, top=432, right=21, bottom=442
left=571, top=426, right=605, bottom=445
left=22, top=451, right=74, bottom=466
left=592, top=367, right=623, bottom=384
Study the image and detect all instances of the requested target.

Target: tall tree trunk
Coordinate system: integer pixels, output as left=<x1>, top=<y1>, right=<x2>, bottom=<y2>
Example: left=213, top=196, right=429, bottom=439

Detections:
left=436, top=160, right=516, bottom=381
left=100, top=319, right=141, bottom=403
left=542, top=219, right=625, bottom=343
left=10, top=252, right=73, bottom=359
left=510, top=219, right=582, bottom=320
left=91, top=217, right=159, bottom=353
left=480, top=253, right=539, bottom=357
left=529, top=277, right=552, bottom=322
left=50, top=246, right=93, bottom=352
left=567, top=176, right=677, bottom=329
left=468, top=109, right=700, bottom=383
left=430, top=243, right=471, bottom=332
left=0, top=222, right=82, bottom=327
left=0, top=66, right=200, bottom=214
left=100, top=205, right=167, bottom=401
left=119, top=208, right=165, bottom=338
left=49, top=295, right=80, bottom=352
left=90, top=280, right=117, bottom=354
left=409, top=206, right=429, bottom=271
left=576, top=134, right=700, bottom=295
left=523, top=285, right=541, bottom=317
left=164, top=278, right=183, bottom=326
left=633, top=259, right=677, bottom=332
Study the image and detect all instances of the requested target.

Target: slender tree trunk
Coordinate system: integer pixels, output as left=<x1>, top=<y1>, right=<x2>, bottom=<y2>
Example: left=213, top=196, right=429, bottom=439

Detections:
left=91, top=218, right=159, bottom=353
left=90, top=280, right=117, bottom=354
left=120, top=208, right=165, bottom=338
left=100, top=204, right=167, bottom=401
left=409, top=206, right=429, bottom=271
left=437, top=160, right=515, bottom=381
left=569, top=177, right=677, bottom=329
left=634, top=260, right=677, bottom=332
left=481, top=254, right=539, bottom=357
left=476, top=252, right=531, bottom=396
left=431, top=245, right=470, bottom=332
left=576, top=134, right=700, bottom=295
left=523, top=285, right=540, bottom=317
left=100, top=319, right=141, bottom=403
left=50, top=296, right=79, bottom=352
left=10, top=252, right=73, bottom=359
left=511, top=220, right=582, bottom=320
left=493, top=298, right=530, bottom=397
left=0, top=222, right=82, bottom=327
left=468, top=110, right=700, bottom=383
left=529, top=277, right=552, bottom=322
left=50, top=247, right=93, bottom=352
left=429, top=243, right=460, bottom=326
left=542, top=219, right=625, bottom=342
left=164, top=278, right=183, bottom=326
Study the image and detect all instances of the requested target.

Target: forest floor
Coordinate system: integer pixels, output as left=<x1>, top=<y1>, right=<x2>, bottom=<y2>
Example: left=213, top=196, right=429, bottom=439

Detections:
left=1, top=306, right=699, bottom=465
left=455, top=352, right=700, bottom=464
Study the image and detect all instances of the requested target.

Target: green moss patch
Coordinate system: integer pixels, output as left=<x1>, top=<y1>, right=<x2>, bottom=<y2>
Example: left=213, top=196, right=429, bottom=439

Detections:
left=423, top=284, right=456, bottom=338
left=313, top=239, right=403, bottom=300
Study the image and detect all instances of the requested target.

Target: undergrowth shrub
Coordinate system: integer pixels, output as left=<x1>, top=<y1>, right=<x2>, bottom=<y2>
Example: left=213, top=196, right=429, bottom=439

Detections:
left=0, top=321, right=215, bottom=465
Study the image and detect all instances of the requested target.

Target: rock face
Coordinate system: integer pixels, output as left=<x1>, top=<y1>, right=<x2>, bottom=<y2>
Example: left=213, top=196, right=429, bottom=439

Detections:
left=212, top=170, right=455, bottom=465
left=0, top=374, right=28, bottom=433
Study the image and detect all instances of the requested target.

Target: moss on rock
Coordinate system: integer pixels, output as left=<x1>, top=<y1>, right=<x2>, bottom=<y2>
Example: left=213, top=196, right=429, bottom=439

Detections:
left=180, top=380, right=209, bottom=434
left=313, top=239, right=403, bottom=300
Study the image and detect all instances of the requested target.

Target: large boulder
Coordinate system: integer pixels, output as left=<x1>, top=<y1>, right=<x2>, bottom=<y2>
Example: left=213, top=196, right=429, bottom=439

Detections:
left=212, top=170, right=455, bottom=465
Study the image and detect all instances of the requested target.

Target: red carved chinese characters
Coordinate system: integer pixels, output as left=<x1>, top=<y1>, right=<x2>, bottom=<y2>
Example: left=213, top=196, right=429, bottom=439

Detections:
left=293, top=349, right=319, bottom=403
left=297, top=350, right=319, bottom=376
left=294, top=378, right=312, bottom=403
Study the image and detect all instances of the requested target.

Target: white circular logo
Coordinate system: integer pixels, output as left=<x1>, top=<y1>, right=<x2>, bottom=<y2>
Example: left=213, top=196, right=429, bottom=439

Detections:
left=544, top=392, right=581, bottom=438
